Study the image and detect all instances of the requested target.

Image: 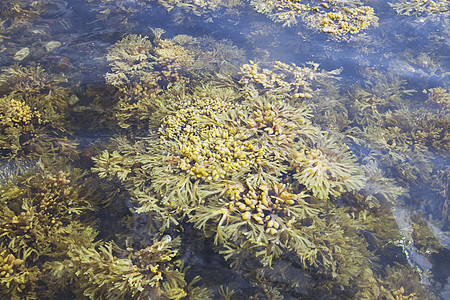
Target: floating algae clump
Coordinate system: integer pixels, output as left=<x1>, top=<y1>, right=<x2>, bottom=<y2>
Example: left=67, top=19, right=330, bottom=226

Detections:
left=250, top=0, right=378, bottom=39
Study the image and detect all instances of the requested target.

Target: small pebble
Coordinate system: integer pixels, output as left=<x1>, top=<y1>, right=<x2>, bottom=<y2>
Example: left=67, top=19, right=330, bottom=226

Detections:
left=45, top=41, right=61, bottom=52
left=13, top=47, right=30, bottom=61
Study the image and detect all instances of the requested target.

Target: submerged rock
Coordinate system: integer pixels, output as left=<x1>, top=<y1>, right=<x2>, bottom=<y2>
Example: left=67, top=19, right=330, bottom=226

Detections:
left=13, top=47, right=30, bottom=61
left=45, top=41, right=62, bottom=52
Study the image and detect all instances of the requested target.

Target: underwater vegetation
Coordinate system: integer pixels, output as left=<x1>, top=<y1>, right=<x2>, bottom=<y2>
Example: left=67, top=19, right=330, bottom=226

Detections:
left=250, top=0, right=378, bottom=39
left=0, top=0, right=45, bottom=41
left=291, top=134, right=366, bottom=200
left=92, top=55, right=440, bottom=296
left=389, top=0, right=448, bottom=18
left=0, top=159, right=99, bottom=298
left=0, top=157, right=211, bottom=299
left=0, top=64, right=78, bottom=163
left=86, top=0, right=189, bottom=28
left=239, top=59, right=342, bottom=99
left=425, top=86, right=450, bottom=110
left=155, top=0, right=245, bottom=24
left=0, top=160, right=98, bottom=259
left=356, top=264, right=437, bottom=299
left=87, top=0, right=244, bottom=27
left=102, top=31, right=244, bottom=130
left=344, top=73, right=449, bottom=227
left=46, top=234, right=212, bottom=299
left=0, top=245, right=40, bottom=300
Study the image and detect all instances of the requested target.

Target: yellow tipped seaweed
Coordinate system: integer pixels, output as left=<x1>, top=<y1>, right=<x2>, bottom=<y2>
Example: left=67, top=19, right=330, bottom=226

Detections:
left=250, top=0, right=378, bottom=39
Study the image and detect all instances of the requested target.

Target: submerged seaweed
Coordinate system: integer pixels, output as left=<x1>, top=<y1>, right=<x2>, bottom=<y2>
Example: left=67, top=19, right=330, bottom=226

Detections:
left=103, top=31, right=244, bottom=130
left=250, top=0, right=379, bottom=40
left=0, top=65, right=78, bottom=164
left=90, top=57, right=439, bottom=296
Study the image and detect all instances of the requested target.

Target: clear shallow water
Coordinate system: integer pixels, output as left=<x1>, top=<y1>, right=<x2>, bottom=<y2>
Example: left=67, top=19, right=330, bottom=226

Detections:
left=0, top=1, right=448, bottom=299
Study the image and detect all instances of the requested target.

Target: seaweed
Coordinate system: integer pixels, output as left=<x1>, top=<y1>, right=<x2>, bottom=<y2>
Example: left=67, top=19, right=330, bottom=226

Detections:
left=0, top=245, right=40, bottom=299
left=239, top=60, right=342, bottom=99
left=0, top=65, right=77, bottom=162
left=0, top=160, right=98, bottom=260
left=424, top=86, right=450, bottom=110
left=104, top=31, right=244, bottom=130
left=46, top=235, right=211, bottom=299
left=292, top=134, right=366, bottom=201
left=411, top=213, right=443, bottom=256
left=91, top=23, right=445, bottom=294
left=155, top=0, right=245, bottom=24
left=356, top=264, right=437, bottom=299
left=0, top=158, right=103, bottom=298
left=92, top=68, right=382, bottom=293
left=250, top=0, right=378, bottom=40
left=389, top=0, right=448, bottom=17
left=0, top=0, right=44, bottom=41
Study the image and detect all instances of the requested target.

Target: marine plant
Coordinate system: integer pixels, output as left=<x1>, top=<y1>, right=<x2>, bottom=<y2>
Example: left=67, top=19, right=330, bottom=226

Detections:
left=250, top=0, right=379, bottom=39
left=92, top=64, right=384, bottom=293
left=91, top=0, right=148, bottom=13
left=0, top=65, right=77, bottom=162
left=104, top=31, right=244, bottom=129
left=347, top=75, right=416, bottom=126
left=239, top=59, right=342, bottom=99
left=291, top=134, right=366, bottom=200
left=92, top=25, right=444, bottom=292
left=0, top=160, right=98, bottom=260
left=0, top=64, right=70, bottom=126
left=347, top=74, right=449, bottom=191
left=389, top=0, right=448, bottom=18
left=410, top=213, right=443, bottom=256
left=0, top=94, right=43, bottom=160
left=193, top=183, right=376, bottom=288
left=154, top=0, right=245, bottom=24
left=430, top=167, right=449, bottom=225
left=0, top=0, right=44, bottom=41
left=356, top=264, right=437, bottom=299
left=0, top=157, right=105, bottom=298
left=356, top=159, right=409, bottom=207
left=424, top=86, right=449, bottom=110
left=238, top=59, right=346, bottom=127
left=92, top=80, right=324, bottom=224
left=46, top=235, right=211, bottom=299
left=0, top=245, right=40, bottom=299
